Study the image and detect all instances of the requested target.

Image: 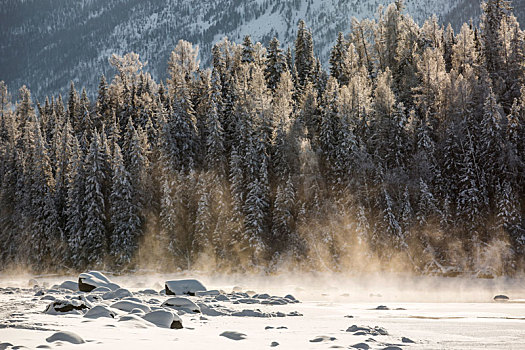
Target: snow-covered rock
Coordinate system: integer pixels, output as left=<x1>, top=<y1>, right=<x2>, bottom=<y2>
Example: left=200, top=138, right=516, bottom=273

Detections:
left=138, top=289, right=158, bottom=295
left=142, top=310, right=183, bottom=329
left=58, top=281, right=78, bottom=291
left=231, top=309, right=270, bottom=317
left=46, top=331, right=85, bottom=344
left=102, top=288, right=133, bottom=300
left=197, top=303, right=229, bottom=316
left=84, top=305, right=117, bottom=319
left=195, top=290, right=220, bottom=296
left=165, top=279, right=206, bottom=296
left=44, top=299, right=90, bottom=315
left=110, top=300, right=151, bottom=314
left=78, top=271, right=119, bottom=292
left=346, top=325, right=388, bottom=336
left=162, top=297, right=201, bottom=313
left=118, top=314, right=156, bottom=328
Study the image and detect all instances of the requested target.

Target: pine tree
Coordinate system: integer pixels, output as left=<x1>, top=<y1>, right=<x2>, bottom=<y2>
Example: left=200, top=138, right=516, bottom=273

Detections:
left=265, top=37, right=287, bottom=91
left=205, top=71, right=226, bottom=176
left=330, top=32, right=347, bottom=85
left=79, top=131, right=108, bottom=268
left=295, top=20, right=315, bottom=91
left=110, top=144, right=140, bottom=268
left=29, top=121, right=59, bottom=270
left=241, top=35, right=256, bottom=65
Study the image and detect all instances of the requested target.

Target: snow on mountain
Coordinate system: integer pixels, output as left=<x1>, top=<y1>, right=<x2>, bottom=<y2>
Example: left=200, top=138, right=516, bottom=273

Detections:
left=1, top=0, right=522, bottom=99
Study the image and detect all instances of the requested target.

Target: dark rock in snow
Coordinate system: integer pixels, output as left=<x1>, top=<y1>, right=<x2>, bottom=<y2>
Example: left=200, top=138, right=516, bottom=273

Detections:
left=402, top=337, right=415, bottom=343
left=375, top=305, right=389, bottom=310
left=287, top=311, right=302, bottom=316
left=284, top=294, right=298, bottom=302
left=270, top=341, right=279, bottom=347
left=347, top=325, right=388, bottom=336
left=494, top=295, right=510, bottom=302
left=351, top=343, right=370, bottom=350
left=220, top=331, right=247, bottom=340
left=309, top=336, right=336, bottom=342
left=44, top=299, right=90, bottom=315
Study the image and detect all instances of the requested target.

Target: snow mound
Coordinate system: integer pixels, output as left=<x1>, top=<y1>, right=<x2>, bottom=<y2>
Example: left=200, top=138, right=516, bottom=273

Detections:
left=78, top=271, right=120, bottom=292
left=102, top=288, right=133, bottom=300
left=84, top=305, right=117, bottom=319
left=142, top=310, right=183, bottom=329
left=165, top=279, right=206, bottom=296
left=91, top=286, right=112, bottom=293
left=118, top=314, right=155, bottom=328
left=44, top=299, right=90, bottom=315
left=220, top=331, right=247, bottom=340
left=58, top=281, right=78, bottom=291
left=162, top=297, right=201, bottom=313
left=46, top=331, right=85, bottom=344
left=110, top=300, right=151, bottom=313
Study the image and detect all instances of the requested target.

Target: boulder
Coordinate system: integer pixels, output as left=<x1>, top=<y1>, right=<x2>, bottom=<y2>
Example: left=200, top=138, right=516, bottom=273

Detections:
left=102, top=288, right=133, bottom=300
left=162, top=297, right=201, bottom=313
left=165, top=279, right=206, bottom=296
left=118, top=314, right=156, bottom=328
left=494, top=295, right=510, bottom=302
left=220, top=331, right=246, bottom=340
left=84, top=305, right=117, bottom=319
left=142, top=310, right=183, bottom=329
left=58, top=280, right=78, bottom=291
left=44, top=299, right=90, bottom=315
left=78, top=271, right=119, bottom=292
left=110, top=300, right=151, bottom=313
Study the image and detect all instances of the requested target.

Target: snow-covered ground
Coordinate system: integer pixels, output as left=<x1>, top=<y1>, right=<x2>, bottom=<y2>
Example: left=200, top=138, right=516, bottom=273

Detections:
left=1, top=272, right=524, bottom=349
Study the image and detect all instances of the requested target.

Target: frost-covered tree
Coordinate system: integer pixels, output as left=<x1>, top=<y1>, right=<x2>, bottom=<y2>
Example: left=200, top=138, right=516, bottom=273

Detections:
left=110, top=144, right=140, bottom=268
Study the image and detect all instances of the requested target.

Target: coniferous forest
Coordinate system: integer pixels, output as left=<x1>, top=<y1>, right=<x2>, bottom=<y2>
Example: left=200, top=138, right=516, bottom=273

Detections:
left=1, top=0, right=525, bottom=276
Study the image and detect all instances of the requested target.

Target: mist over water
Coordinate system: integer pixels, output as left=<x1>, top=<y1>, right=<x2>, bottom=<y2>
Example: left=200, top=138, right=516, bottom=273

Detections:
left=2, top=267, right=524, bottom=304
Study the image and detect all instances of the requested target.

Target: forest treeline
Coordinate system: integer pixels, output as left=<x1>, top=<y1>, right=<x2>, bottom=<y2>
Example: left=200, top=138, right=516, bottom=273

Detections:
left=1, top=0, right=524, bottom=275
